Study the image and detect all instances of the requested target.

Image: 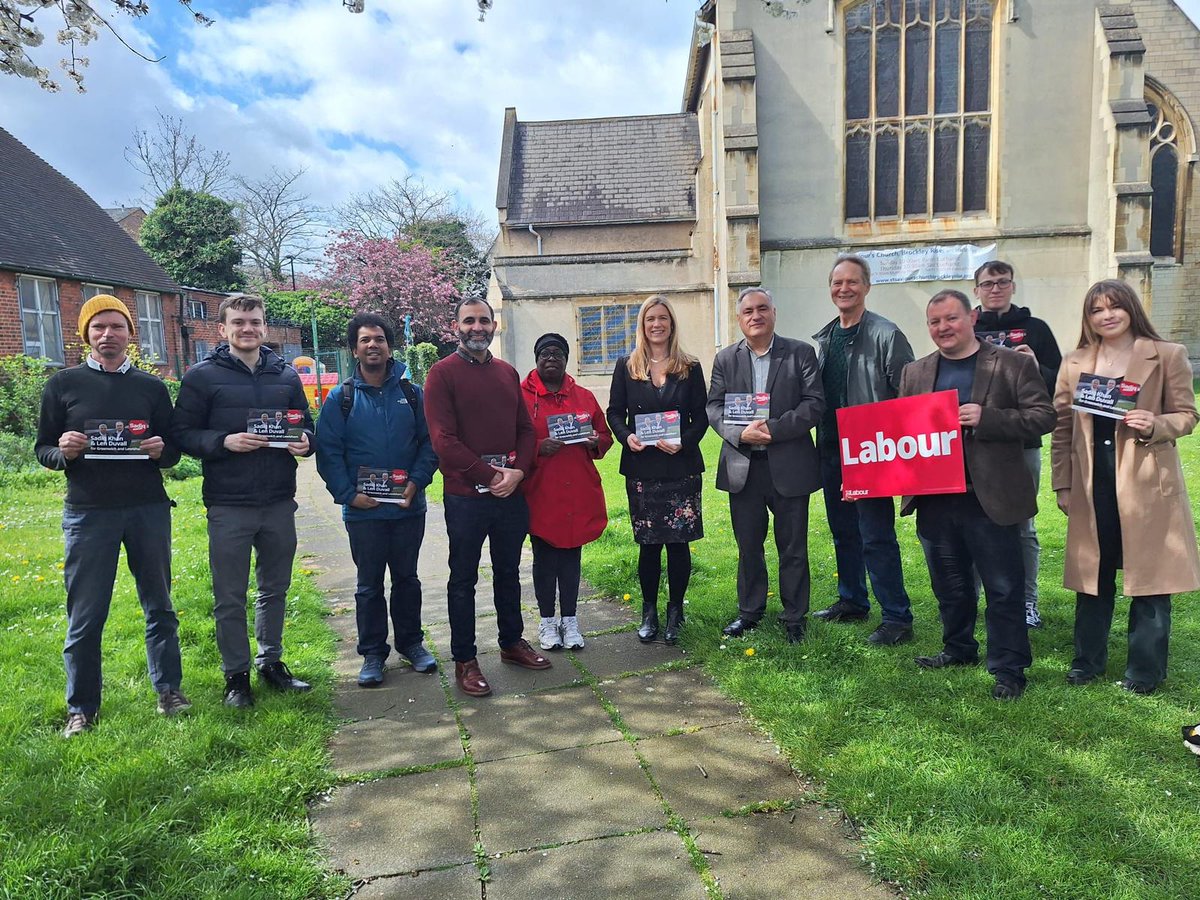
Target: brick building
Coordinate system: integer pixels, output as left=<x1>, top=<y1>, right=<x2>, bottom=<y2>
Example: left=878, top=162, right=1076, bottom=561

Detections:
left=0, top=126, right=301, bottom=377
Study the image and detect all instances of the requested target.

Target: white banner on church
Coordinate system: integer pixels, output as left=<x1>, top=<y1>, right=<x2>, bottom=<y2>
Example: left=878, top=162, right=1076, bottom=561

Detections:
left=856, top=243, right=997, bottom=285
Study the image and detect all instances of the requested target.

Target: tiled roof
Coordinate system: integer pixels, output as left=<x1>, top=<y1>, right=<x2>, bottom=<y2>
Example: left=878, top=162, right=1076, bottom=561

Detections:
left=504, top=113, right=700, bottom=226
left=103, top=207, right=144, bottom=222
left=0, top=127, right=179, bottom=293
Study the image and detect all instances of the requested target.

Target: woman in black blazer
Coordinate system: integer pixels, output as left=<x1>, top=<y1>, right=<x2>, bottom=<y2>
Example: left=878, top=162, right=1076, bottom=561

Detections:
left=606, top=295, right=707, bottom=645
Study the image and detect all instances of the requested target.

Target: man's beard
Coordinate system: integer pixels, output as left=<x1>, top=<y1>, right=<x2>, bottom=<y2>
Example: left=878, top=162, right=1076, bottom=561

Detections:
left=461, top=331, right=493, bottom=351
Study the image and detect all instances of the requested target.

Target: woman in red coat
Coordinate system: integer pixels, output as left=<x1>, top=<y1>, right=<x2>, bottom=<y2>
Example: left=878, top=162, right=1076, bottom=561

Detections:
left=521, top=333, right=613, bottom=651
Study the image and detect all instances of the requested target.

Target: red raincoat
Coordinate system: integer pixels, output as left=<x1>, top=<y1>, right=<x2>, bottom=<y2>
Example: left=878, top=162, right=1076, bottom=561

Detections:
left=520, top=369, right=613, bottom=548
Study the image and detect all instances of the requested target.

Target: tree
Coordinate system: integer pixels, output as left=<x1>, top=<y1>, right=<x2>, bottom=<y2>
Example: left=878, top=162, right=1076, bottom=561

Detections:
left=2, top=1, right=212, bottom=93
left=320, top=231, right=460, bottom=346
left=141, top=186, right=244, bottom=291
left=126, top=111, right=232, bottom=200
left=263, top=289, right=351, bottom=351
left=233, top=168, right=325, bottom=283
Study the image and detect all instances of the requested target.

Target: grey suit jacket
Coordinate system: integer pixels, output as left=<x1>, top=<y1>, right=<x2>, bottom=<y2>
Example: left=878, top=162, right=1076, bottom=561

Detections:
left=898, top=342, right=1054, bottom=525
left=706, top=335, right=825, bottom=497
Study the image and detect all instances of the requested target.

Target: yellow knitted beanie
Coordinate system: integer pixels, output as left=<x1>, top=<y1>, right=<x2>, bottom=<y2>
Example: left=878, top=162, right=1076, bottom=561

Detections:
left=78, top=295, right=135, bottom=340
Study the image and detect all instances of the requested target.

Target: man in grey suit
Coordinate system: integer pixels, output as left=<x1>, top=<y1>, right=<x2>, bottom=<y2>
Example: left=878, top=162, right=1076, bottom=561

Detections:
left=706, top=287, right=825, bottom=643
left=899, top=289, right=1054, bottom=700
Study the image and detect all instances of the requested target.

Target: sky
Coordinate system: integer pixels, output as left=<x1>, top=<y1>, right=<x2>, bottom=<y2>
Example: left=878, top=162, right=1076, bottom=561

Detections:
left=4, top=0, right=1200, bottom=236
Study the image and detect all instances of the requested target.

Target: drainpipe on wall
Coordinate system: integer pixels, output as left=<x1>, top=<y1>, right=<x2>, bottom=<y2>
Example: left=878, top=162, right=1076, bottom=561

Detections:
left=527, top=224, right=543, bottom=255
left=709, top=31, right=722, bottom=353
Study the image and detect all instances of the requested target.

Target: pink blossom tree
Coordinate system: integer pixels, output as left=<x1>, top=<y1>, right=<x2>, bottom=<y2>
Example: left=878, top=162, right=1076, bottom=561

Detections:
left=320, top=230, right=461, bottom=344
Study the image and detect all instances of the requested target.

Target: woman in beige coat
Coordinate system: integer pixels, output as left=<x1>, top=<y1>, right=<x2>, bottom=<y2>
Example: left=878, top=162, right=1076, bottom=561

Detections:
left=1051, top=280, right=1200, bottom=694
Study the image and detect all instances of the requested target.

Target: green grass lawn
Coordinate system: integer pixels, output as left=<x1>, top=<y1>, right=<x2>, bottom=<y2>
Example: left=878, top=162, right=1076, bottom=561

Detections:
left=582, top=434, right=1200, bottom=900
left=0, top=476, right=345, bottom=900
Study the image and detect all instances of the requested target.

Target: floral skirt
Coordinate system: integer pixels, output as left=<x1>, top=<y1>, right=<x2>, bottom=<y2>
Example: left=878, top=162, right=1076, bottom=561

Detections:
left=626, top=475, right=704, bottom=545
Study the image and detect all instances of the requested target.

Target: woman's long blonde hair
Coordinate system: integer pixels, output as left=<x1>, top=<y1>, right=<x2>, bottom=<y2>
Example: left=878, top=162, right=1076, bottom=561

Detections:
left=1076, top=279, right=1163, bottom=348
left=626, top=294, right=697, bottom=382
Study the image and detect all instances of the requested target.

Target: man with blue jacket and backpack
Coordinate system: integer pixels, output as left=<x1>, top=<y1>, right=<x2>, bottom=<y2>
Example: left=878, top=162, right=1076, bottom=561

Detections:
left=316, top=313, right=438, bottom=687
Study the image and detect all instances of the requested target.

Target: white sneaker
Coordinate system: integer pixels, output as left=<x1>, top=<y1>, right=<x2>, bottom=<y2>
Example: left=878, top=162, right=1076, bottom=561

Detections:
left=1025, top=602, right=1042, bottom=629
left=538, top=616, right=563, bottom=651
left=561, top=615, right=585, bottom=650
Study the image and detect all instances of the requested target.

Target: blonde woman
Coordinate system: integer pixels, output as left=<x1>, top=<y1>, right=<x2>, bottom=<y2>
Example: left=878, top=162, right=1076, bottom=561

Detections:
left=1051, top=280, right=1200, bottom=694
left=606, top=296, right=708, bottom=644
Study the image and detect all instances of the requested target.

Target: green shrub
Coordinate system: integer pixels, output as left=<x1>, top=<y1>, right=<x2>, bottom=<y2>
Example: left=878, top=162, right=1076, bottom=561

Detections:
left=165, top=456, right=202, bottom=480
left=0, top=355, right=52, bottom=438
left=402, top=342, right=440, bottom=386
left=0, top=431, right=39, bottom=473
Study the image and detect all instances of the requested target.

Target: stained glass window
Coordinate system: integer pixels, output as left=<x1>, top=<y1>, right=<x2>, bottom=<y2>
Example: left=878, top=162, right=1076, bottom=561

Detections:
left=843, top=0, right=995, bottom=221
left=578, top=304, right=641, bottom=373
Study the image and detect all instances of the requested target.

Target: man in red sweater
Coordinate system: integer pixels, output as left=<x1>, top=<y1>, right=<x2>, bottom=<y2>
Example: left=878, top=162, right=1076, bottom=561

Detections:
left=424, top=298, right=551, bottom=696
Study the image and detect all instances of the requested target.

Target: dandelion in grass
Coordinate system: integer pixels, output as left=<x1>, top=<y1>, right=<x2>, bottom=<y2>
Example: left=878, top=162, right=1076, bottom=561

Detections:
left=745, top=648, right=755, bottom=657
left=623, top=593, right=631, bottom=600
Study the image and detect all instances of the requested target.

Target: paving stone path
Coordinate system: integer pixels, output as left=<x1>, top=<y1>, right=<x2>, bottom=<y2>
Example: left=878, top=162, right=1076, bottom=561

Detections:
left=296, top=460, right=892, bottom=900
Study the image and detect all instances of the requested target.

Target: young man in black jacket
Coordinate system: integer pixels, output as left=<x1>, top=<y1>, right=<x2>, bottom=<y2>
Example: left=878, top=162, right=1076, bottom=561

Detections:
left=36, top=295, right=188, bottom=737
left=973, top=261, right=1063, bottom=628
left=172, top=294, right=315, bottom=707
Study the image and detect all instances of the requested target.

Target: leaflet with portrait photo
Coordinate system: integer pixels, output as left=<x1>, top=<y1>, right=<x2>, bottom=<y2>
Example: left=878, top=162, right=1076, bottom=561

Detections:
left=476, top=451, right=517, bottom=493
left=976, top=328, right=1028, bottom=349
left=723, top=392, right=770, bottom=425
left=356, top=466, right=410, bottom=504
left=634, top=410, right=681, bottom=443
left=247, top=408, right=306, bottom=447
left=84, top=418, right=149, bottom=459
left=546, top=411, right=595, bottom=444
left=1070, top=372, right=1140, bottom=420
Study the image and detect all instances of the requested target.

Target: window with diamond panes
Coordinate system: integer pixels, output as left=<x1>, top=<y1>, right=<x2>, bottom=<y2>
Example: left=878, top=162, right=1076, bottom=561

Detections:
left=578, top=304, right=640, bottom=374
left=844, top=0, right=995, bottom=222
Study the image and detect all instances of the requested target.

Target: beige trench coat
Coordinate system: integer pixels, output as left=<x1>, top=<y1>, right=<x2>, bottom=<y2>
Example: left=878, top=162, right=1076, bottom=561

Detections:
left=1050, top=338, right=1200, bottom=596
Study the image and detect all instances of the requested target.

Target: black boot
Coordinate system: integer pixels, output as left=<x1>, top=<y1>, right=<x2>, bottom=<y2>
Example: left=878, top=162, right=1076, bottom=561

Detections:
left=663, top=601, right=685, bottom=644
left=638, top=602, right=659, bottom=643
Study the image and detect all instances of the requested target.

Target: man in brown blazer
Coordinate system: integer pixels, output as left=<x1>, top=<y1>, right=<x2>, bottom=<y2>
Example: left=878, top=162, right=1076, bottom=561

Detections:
left=899, top=289, right=1055, bottom=700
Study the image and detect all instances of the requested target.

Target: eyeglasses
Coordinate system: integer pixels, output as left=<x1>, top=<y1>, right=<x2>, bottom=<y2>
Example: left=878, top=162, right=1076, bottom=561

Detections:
left=537, top=348, right=566, bottom=360
left=977, top=278, right=1014, bottom=291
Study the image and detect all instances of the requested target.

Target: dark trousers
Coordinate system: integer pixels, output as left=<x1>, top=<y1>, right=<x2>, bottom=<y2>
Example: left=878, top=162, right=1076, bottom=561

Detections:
left=345, top=516, right=426, bottom=659
left=530, top=536, right=581, bottom=617
left=62, top=502, right=182, bottom=715
left=819, top=448, right=913, bottom=624
left=1073, top=572, right=1171, bottom=686
left=728, top=455, right=811, bottom=627
left=915, top=493, right=1031, bottom=684
left=444, top=493, right=528, bottom=662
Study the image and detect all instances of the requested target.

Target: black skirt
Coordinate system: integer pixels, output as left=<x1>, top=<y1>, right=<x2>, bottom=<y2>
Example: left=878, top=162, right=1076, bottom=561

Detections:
left=626, top=475, right=704, bottom=545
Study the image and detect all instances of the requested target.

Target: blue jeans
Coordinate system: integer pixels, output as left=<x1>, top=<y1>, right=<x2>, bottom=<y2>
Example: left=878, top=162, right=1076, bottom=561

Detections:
left=346, top=516, right=426, bottom=659
left=915, top=493, right=1032, bottom=684
left=819, top=448, right=913, bottom=624
left=62, top=502, right=181, bottom=714
left=443, top=493, right=528, bottom=662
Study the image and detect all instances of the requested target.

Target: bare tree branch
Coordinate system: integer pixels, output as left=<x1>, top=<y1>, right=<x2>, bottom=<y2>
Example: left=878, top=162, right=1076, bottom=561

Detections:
left=124, top=110, right=232, bottom=202
left=232, top=167, right=326, bottom=283
left=334, top=173, right=494, bottom=252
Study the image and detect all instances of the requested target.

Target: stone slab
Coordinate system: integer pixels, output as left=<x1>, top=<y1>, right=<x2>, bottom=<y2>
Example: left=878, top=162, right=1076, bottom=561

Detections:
left=693, top=811, right=891, bottom=900
left=451, top=655, right=585, bottom=698
left=575, top=598, right=637, bottom=634
left=330, top=714, right=463, bottom=776
left=571, top=630, right=690, bottom=679
left=487, top=830, right=707, bottom=900
left=355, top=864, right=481, bottom=899
left=635, top=724, right=801, bottom=823
left=333, top=668, right=447, bottom=721
left=476, top=742, right=666, bottom=853
left=597, top=668, right=743, bottom=738
left=310, top=769, right=475, bottom=879
left=460, top=683, right=623, bottom=762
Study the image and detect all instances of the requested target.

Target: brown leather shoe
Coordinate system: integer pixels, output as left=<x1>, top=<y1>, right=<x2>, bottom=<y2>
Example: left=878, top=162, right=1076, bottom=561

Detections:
left=455, top=659, right=492, bottom=697
left=499, top=638, right=553, bottom=670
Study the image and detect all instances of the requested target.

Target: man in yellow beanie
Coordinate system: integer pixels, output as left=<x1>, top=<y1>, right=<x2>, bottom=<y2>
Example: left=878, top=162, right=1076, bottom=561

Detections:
left=35, top=295, right=189, bottom=738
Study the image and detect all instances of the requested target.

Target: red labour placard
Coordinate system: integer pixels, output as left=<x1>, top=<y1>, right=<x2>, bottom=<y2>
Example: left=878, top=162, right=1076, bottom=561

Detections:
left=836, top=391, right=966, bottom=500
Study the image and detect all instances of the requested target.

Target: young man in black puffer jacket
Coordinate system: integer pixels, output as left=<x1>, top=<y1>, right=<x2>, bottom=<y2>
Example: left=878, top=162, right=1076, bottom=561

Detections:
left=973, top=261, right=1063, bottom=629
left=173, top=294, right=315, bottom=707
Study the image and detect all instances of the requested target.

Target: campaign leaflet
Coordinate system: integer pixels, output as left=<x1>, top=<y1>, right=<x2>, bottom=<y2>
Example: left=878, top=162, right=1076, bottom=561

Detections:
left=976, top=328, right=1029, bottom=349
left=635, top=410, right=682, bottom=444
left=356, top=466, right=410, bottom=504
left=723, top=392, right=770, bottom=425
left=84, top=418, right=149, bottom=459
left=546, top=411, right=595, bottom=444
left=247, top=408, right=306, bottom=448
left=1071, top=373, right=1141, bottom=420
left=476, top=451, right=517, bottom=493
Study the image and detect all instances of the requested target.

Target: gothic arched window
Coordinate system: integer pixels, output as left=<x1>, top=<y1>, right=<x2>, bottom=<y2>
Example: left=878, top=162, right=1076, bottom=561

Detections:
left=1144, top=83, right=1191, bottom=261
left=844, top=0, right=996, bottom=222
